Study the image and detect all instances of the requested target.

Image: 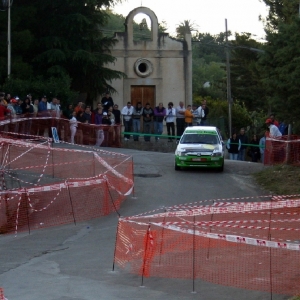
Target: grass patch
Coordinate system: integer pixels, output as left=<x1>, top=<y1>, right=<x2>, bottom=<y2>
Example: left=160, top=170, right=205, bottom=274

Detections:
left=253, top=164, right=300, bottom=195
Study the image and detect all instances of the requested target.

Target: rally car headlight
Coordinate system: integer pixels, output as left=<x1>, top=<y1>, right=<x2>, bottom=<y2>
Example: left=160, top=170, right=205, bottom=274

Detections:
left=211, top=150, right=223, bottom=157
left=176, top=149, right=186, bottom=156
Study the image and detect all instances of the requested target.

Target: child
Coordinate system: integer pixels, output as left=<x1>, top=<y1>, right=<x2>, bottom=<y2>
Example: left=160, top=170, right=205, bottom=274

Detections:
left=69, top=111, right=77, bottom=144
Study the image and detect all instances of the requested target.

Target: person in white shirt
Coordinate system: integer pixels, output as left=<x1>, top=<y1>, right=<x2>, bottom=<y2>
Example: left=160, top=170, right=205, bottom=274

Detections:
left=69, top=111, right=77, bottom=144
left=197, top=104, right=205, bottom=126
left=121, top=102, right=134, bottom=140
left=175, top=101, right=185, bottom=139
left=265, top=118, right=283, bottom=163
left=50, top=97, right=61, bottom=117
left=191, top=104, right=200, bottom=126
left=165, top=102, right=176, bottom=142
left=265, top=119, right=282, bottom=138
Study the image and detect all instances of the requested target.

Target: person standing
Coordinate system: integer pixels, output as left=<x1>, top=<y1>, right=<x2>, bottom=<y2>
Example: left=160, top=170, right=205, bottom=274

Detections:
left=142, top=103, right=153, bottom=142
left=15, top=98, right=23, bottom=115
left=91, top=103, right=102, bottom=124
left=249, top=134, right=261, bottom=162
left=197, top=104, right=205, bottom=126
left=165, top=102, right=176, bottom=142
left=83, top=106, right=92, bottom=124
left=237, top=128, right=248, bottom=161
left=21, top=97, right=34, bottom=135
left=107, top=106, right=115, bottom=124
left=94, top=107, right=104, bottom=147
left=259, top=132, right=267, bottom=164
left=192, top=104, right=200, bottom=126
left=5, top=93, right=11, bottom=105
left=132, top=102, right=143, bottom=141
left=50, top=97, right=60, bottom=118
left=38, top=95, right=51, bottom=137
left=7, top=98, right=18, bottom=133
left=49, top=97, right=61, bottom=138
left=265, top=118, right=283, bottom=163
left=0, top=98, right=11, bottom=120
left=184, top=105, right=193, bottom=127
left=101, top=92, right=114, bottom=111
left=74, top=101, right=84, bottom=114
left=38, top=96, right=48, bottom=114
left=102, top=111, right=111, bottom=125
left=201, top=99, right=209, bottom=125
left=176, top=101, right=185, bottom=139
left=0, top=93, right=7, bottom=107
left=63, top=104, right=73, bottom=120
left=95, top=107, right=103, bottom=125
left=265, top=119, right=282, bottom=138
left=112, top=104, right=121, bottom=124
left=111, top=104, right=121, bottom=146
left=69, top=111, right=77, bottom=144
left=226, top=132, right=241, bottom=160
left=33, top=99, right=39, bottom=117
left=269, top=113, right=279, bottom=127
left=153, top=103, right=166, bottom=141
left=121, top=102, right=134, bottom=141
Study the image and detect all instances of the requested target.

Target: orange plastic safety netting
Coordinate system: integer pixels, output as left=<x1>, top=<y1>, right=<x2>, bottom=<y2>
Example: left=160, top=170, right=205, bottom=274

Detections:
left=0, top=137, right=133, bottom=234
left=114, top=195, right=300, bottom=296
left=264, top=135, right=300, bottom=166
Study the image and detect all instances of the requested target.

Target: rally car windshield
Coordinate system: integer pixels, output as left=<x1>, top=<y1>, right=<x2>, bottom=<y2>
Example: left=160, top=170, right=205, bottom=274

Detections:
left=180, top=134, right=218, bottom=145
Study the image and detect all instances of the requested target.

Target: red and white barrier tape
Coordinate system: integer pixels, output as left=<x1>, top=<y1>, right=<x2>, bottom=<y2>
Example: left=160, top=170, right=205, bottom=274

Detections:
left=0, top=128, right=128, bottom=157
left=125, top=194, right=300, bottom=219
left=94, top=153, right=133, bottom=186
left=9, top=158, right=94, bottom=172
left=154, top=221, right=300, bottom=231
left=154, top=223, right=300, bottom=251
left=120, top=219, right=300, bottom=251
left=129, top=199, right=300, bottom=219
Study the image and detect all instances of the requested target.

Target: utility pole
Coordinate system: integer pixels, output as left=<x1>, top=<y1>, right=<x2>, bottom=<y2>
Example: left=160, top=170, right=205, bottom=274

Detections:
left=7, top=0, right=11, bottom=76
left=225, top=19, right=232, bottom=138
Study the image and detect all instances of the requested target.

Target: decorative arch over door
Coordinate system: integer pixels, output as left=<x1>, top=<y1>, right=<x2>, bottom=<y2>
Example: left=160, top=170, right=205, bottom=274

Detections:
left=125, top=7, right=159, bottom=42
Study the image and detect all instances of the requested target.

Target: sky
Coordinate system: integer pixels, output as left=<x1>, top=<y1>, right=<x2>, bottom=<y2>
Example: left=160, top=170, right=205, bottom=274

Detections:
left=112, top=0, right=269, bottom=40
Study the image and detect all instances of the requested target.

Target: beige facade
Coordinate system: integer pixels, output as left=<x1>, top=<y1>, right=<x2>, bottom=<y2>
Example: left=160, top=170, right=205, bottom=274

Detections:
left=106, top=6, right=192, bottom=108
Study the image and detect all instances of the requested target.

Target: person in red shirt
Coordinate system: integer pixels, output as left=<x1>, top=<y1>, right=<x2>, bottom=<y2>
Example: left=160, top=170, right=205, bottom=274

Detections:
left=0, top=99, right=11, bottom=120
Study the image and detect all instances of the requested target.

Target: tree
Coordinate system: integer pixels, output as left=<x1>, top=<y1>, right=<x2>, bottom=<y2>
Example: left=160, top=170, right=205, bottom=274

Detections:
left=229, top=33, right=265, bottom=111
left=0, top=0, right=125, bottom=103
left=192, top=32, right=228, bottom=99
left=175, top=20, right=198, bottom=39
left=159, top=20, right=168, bottom=33
left=192, top=58, right=226, bottom=99
left=260, top=0, right=299, bottom=31
left=259, top=0, right=300, bottom=132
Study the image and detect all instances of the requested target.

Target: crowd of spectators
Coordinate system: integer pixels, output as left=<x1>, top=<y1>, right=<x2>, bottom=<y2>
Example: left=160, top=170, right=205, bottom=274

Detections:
left=0, top=91, right=121, bottom=146
left=0, top=93, right=212, bottom=145
left=1, top=91, right=288, bottom=159
left=227, top=113, right=287, bottom=163
left=120, top=99, right=209, bottom=142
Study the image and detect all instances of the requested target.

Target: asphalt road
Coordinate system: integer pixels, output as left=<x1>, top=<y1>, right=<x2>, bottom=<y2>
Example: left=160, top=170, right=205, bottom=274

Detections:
left=0, top=146, right=287, bottom=300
